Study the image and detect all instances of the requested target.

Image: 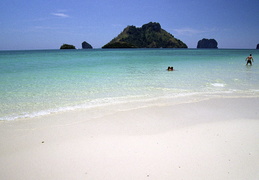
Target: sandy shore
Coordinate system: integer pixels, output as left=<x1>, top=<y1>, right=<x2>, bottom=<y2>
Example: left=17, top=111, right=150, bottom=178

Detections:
left=0, top=97, right=259, bottom=180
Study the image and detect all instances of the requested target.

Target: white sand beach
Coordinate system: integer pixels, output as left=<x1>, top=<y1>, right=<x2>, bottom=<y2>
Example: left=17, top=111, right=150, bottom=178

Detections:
left=0, top=97, right=259, bottom=180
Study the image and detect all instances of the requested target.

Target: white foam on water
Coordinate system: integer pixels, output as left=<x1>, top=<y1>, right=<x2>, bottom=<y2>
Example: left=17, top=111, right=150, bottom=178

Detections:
left=211, top=83, right=225, bottom=87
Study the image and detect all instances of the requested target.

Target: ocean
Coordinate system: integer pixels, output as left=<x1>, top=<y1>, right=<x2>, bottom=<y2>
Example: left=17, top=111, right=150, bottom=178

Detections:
left=0, top=49, right=258, bottom=121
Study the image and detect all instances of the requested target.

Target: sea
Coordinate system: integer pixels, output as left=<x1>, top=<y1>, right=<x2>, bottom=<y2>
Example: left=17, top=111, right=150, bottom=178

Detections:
left=0, top=49, right=259, bottom=121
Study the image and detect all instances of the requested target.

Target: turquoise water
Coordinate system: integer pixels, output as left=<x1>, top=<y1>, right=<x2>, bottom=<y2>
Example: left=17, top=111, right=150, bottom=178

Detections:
left=0, top=49, right=259, bottom=120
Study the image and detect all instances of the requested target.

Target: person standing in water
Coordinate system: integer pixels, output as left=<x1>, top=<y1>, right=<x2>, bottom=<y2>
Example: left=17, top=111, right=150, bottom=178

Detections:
left=246, top=54, right=254, bottom=65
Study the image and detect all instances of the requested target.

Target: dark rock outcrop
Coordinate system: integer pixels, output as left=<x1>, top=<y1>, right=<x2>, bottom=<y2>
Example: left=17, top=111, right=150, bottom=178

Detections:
left=82, top=41, right=93, bottom=49
left=60, top=44, right=76, bottom=49
left=102, top=22, right=187, bottom=48
left=197, top=38, right=218, bottom=48
left=256, top=44, right=259, bottom=49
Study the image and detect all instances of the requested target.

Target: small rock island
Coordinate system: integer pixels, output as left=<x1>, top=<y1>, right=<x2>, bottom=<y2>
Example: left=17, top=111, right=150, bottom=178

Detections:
left=102, top=22, right=187, bottom=48
left=256, top=44, right=259, bottom=49
left=60, top=44, right=76, bottom=49
left=82, top=41, right=93, bottom=49
left=197, top=38, right=218, bottom=48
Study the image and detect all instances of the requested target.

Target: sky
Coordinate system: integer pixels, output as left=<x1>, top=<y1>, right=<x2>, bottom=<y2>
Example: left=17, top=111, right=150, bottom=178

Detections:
left=0, top=0, right=258, bottom=50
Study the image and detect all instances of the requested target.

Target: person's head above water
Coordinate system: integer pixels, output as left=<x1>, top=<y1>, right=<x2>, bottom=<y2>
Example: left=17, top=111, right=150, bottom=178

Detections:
left=167, top=66, right=173, bottom=71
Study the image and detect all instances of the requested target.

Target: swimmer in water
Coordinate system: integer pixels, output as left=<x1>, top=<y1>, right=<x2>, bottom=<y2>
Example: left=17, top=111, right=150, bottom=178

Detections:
left=246, top=54, right=254, bottom=65
left=167, top=66, right=174, bottom=71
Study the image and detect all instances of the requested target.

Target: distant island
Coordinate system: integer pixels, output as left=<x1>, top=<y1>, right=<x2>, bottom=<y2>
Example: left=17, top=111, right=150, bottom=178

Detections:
left=257, top=44, right=259, bottom=49
left=60, top=44, right=76, bottom=49
left=102, top=22, right=187, bottom=48
left=197, top=38, right=218, bottom=48
left=82, top=41, right=93, bottom=49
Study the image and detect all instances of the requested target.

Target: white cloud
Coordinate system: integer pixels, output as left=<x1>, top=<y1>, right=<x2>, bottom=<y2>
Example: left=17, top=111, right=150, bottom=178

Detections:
left=173, top=28, right=206, bottom=36
left=51, top=13, right=69, bottom=18
left=172, top=27, right=225, bottom=36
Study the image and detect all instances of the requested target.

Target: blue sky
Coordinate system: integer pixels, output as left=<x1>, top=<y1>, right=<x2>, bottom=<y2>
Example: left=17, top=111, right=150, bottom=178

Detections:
left=0, top=0, right=258, bottom=50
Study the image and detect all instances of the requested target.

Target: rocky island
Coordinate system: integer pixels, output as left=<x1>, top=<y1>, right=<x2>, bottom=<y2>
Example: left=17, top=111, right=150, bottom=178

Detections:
left=256, top=44, right=259, bottom=49
left=197, top=38, right=218, bottom=48
left=60, top=44, right=76, bottom=49
left=82, top=41, right=93, bottom=49
left=102, top=22, right=187, bottom=48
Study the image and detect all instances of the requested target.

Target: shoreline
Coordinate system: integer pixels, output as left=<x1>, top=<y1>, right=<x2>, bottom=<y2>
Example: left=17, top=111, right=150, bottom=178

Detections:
left=1, top=92, right=258, bottom=121
left=0, top=96, right=259, bottom=179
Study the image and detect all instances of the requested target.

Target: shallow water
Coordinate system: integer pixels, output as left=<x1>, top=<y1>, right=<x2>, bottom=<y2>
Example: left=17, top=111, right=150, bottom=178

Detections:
left=0, top=49, right=258, bottom=120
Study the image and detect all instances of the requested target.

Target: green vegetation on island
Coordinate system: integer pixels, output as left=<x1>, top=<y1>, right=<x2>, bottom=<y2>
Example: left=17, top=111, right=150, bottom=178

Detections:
left=60, top=44, right=76, bottom=49
left=102, top=22, right=188, bottom=48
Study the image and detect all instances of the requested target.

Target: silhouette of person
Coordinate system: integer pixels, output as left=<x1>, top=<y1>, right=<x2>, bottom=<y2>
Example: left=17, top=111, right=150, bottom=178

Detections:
left=246, top=54, right=254, bottom=65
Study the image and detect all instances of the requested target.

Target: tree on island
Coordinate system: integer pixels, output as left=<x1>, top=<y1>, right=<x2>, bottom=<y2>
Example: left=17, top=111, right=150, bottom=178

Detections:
left=60, top=44, right=76, bottom=49
left=102, top=22, right=187, bottom=48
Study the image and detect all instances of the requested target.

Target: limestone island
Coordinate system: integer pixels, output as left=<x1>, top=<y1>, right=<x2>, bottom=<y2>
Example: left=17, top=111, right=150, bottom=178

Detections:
left=82, top=41, right=93, bottom=49
left=102, top=22, right=187, bottom=48
left=60, top=44, right=76, bottom=49
left=197, top=38, right=218, bottom=48
left=256, top=44, right=259, bottom=49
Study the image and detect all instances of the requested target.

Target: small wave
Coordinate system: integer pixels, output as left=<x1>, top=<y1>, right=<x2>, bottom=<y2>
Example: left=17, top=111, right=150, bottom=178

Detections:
left=0, top=93, right=200, bottom=121
left=211, top=83, right=225, bottom=87
left=1, top=90, right=258, bottom=121
left=0, top=95, right=153, bottom=121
